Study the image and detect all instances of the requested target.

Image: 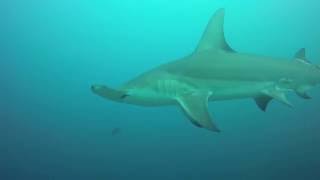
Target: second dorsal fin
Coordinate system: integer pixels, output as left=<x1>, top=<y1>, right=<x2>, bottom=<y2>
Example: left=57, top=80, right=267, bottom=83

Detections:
left=194, top=9, right=234, bottom=53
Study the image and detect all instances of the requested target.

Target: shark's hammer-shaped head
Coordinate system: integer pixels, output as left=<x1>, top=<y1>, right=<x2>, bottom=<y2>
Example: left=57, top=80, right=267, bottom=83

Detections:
left=91, top=85, right=129, bottom=103
left=90, top=84, right=148, bottom=106
left=91, top=71, right=177, bottom=106
left=91, top=84, right=171, bottom=106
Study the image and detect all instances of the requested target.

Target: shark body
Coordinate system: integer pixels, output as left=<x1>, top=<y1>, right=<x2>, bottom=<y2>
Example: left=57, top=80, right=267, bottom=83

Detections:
left=92, top=9, right=320, bottom=132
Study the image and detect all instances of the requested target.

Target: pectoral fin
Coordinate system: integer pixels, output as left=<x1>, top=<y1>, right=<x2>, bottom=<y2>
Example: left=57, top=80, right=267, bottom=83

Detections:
left=177, top=91, right=220, bottom=132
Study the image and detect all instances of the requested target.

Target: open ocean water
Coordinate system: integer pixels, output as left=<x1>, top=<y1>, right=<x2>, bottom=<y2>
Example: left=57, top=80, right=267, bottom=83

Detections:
left=2, top=0, right=320, bottom=179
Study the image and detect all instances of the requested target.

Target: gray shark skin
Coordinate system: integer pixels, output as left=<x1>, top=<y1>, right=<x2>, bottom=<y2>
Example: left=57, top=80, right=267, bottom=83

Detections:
left=92, top=9, right=320, bottom=132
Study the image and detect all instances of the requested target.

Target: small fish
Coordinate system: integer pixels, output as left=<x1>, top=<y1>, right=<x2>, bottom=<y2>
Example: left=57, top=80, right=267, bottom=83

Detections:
left=111, top=128, right=121, bottom=136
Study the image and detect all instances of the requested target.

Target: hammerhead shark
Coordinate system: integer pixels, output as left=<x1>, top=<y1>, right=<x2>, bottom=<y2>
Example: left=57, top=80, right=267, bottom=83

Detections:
left=92, top=9, right=320, bottom=132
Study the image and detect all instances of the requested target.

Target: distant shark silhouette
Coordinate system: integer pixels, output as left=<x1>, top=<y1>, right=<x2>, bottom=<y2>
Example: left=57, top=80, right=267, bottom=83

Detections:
left=92, top=9, right=320, bottom=132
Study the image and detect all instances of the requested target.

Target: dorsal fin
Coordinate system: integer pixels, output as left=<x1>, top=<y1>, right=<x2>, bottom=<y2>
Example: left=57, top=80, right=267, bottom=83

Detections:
left=194, top=9, right=234, bottom=53
left=294, top=48, right=308, bottom=62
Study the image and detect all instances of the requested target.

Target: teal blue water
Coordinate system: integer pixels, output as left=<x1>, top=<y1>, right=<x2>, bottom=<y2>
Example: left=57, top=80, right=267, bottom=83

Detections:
left=2, top=0, right=320, bottom=179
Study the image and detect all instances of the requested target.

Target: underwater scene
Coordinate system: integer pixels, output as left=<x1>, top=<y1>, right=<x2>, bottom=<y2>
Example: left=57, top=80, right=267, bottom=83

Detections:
left=2, top=0, right=320, bottom=179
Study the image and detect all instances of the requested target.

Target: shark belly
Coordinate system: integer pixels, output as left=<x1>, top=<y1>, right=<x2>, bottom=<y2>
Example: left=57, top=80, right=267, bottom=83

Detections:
left=180, top=76, right=273, bottom=101
left=171, top=51, right=318, bottom=102
left=207, top=81, right=273, bottom=100
left=124, top=90, right=176, bottom=106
